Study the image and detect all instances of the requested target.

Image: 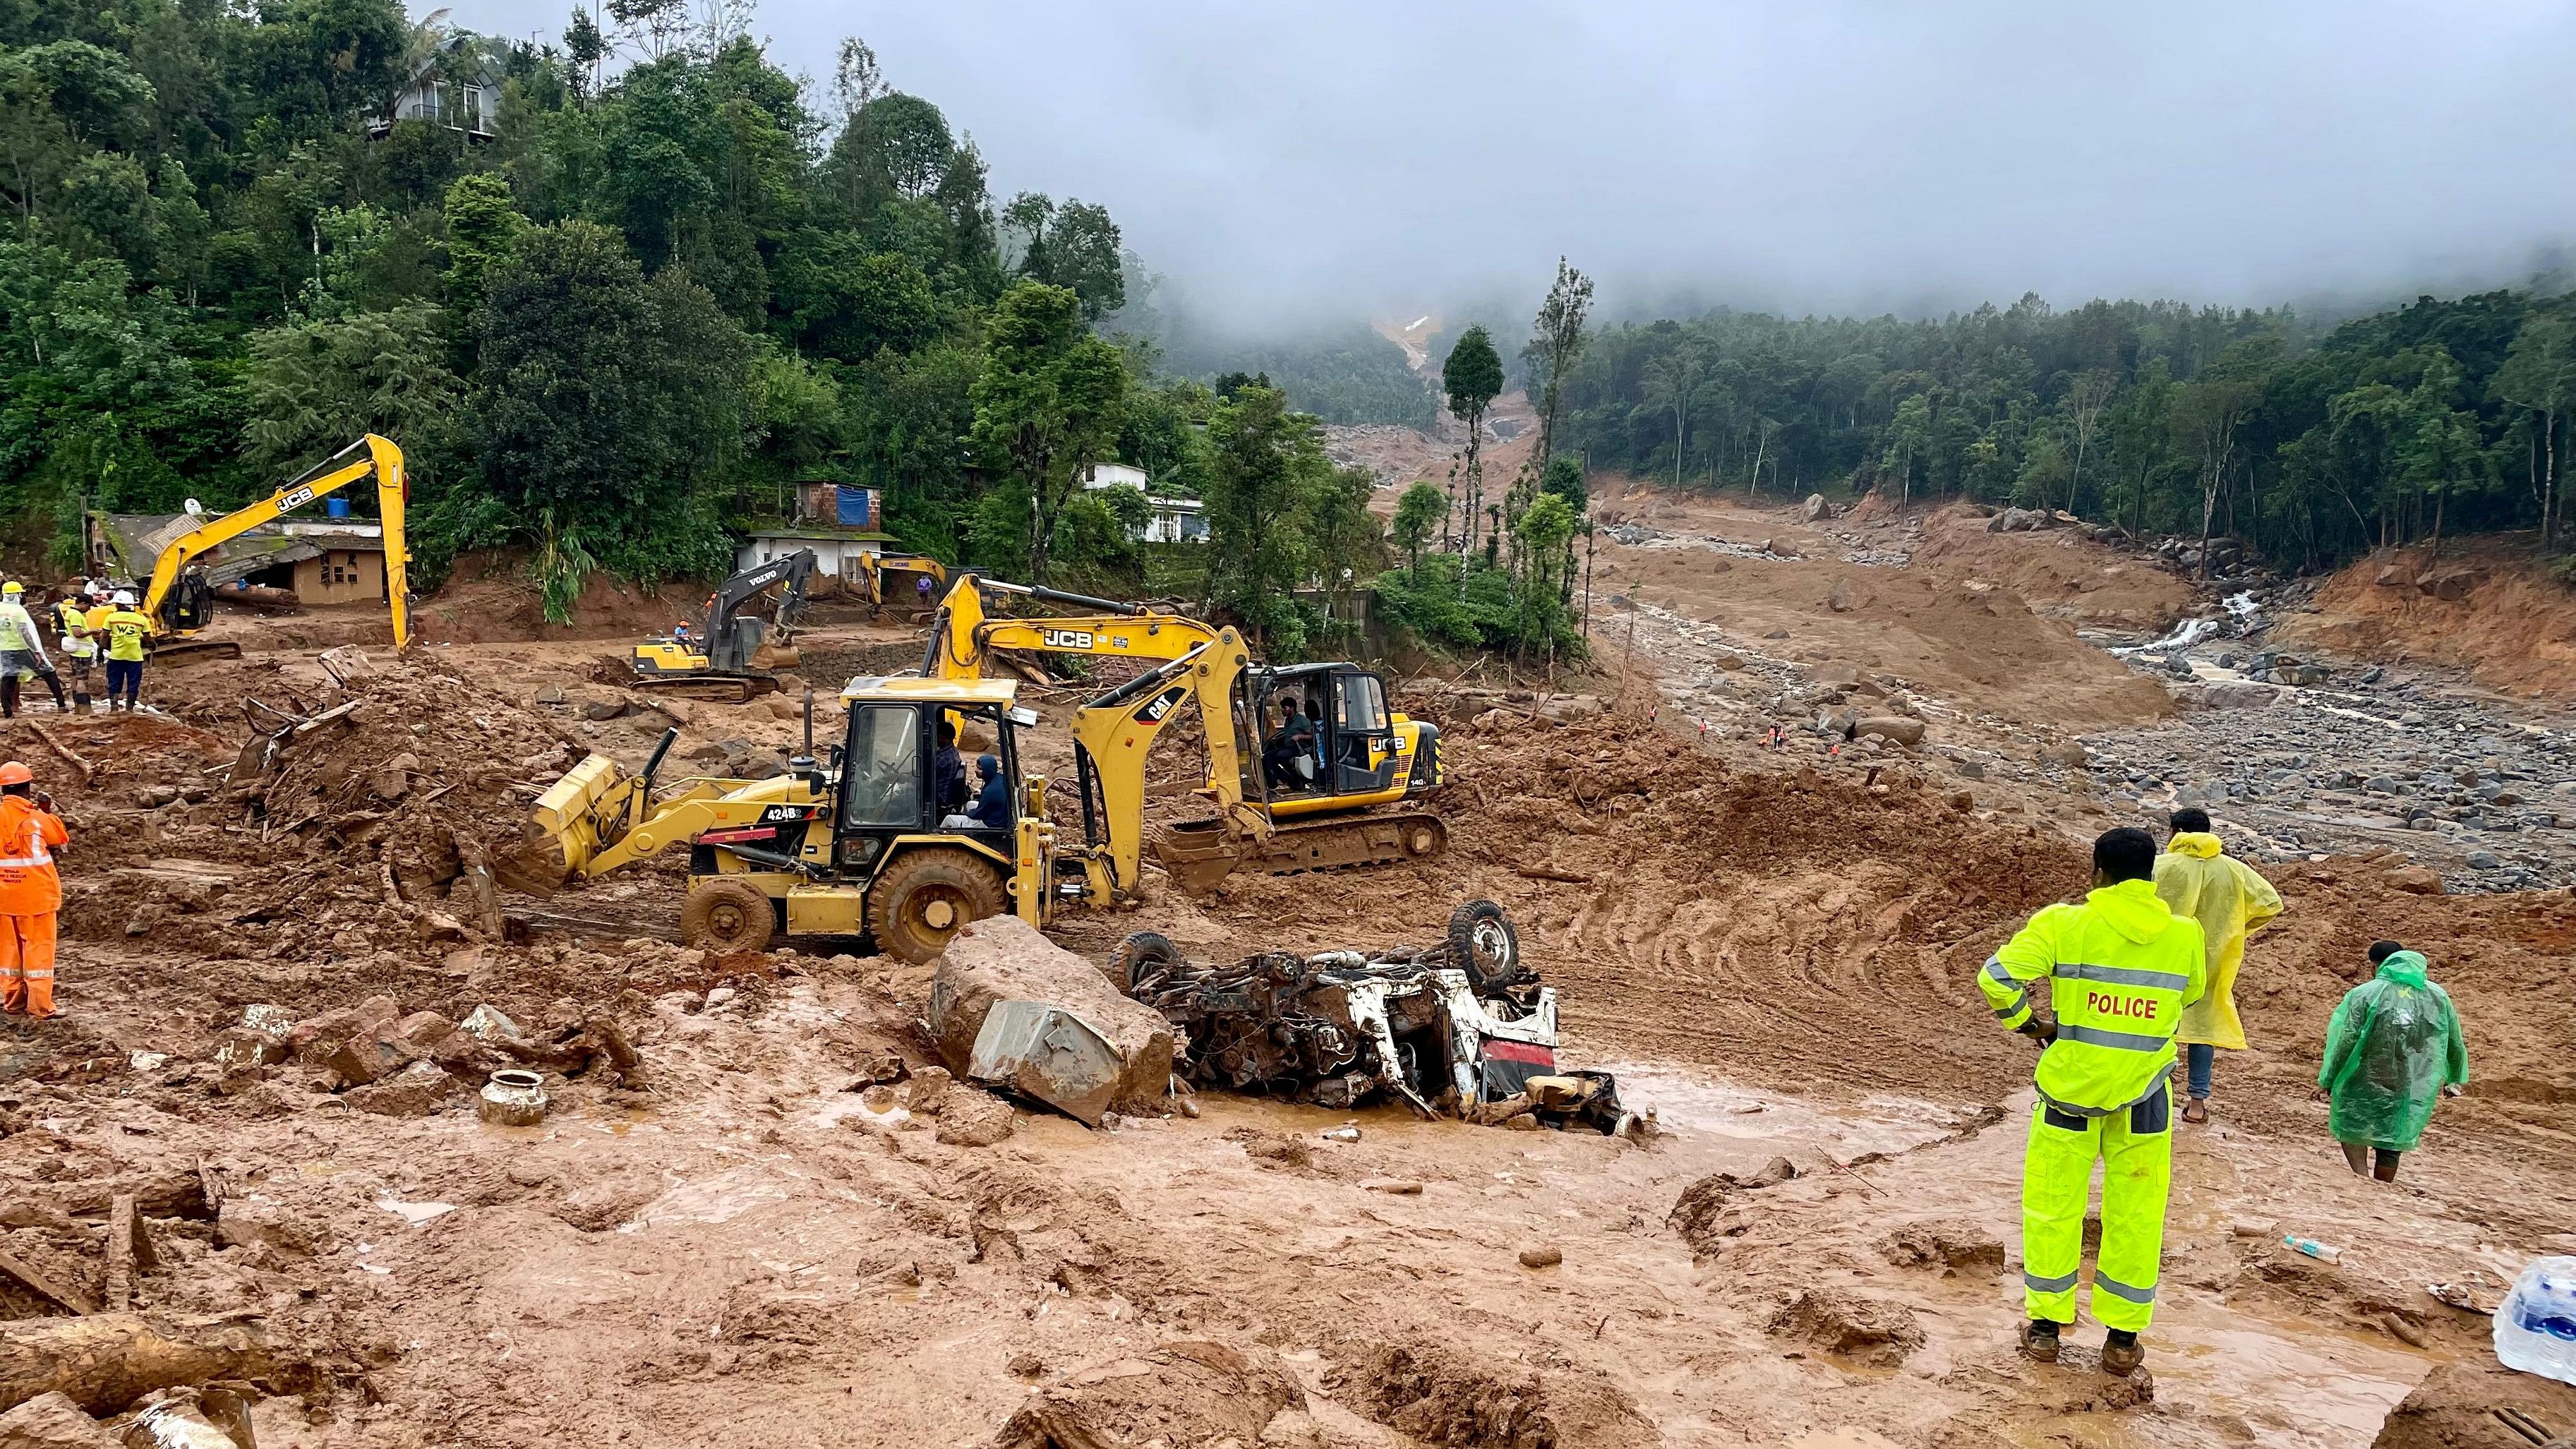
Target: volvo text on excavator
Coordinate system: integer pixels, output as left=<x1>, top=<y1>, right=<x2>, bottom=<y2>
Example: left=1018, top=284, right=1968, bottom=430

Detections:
left=626, top=549, right=817, bottom=702
left=125, top=434, right=413, bottom=662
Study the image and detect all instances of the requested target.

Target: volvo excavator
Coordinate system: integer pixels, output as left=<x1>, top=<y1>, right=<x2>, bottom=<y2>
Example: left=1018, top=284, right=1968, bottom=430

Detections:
left=625, top=549, right=817, bottom=702
left=917, top=573, right=1447, bottom=890
left=512, top=579, right=1447, bottom=961
left=127, top=434, right=413, bottom=661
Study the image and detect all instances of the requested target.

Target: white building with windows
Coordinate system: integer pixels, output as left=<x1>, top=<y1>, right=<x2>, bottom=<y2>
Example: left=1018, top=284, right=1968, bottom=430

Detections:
left=1078, top=462, right=1207, bottom=543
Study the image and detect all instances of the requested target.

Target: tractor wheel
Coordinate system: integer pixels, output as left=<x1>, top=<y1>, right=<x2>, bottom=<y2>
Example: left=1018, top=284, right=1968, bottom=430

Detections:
left=1448, top=898, right=1524, bottom=991
left=868, top=847, right=1006, bottom=964
left=681, top=878, right=777, bottom=954
left=1107, top=930, right=1186, bottom=997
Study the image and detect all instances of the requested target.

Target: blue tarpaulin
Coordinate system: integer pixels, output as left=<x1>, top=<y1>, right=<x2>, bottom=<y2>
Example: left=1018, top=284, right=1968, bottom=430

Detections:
left=835, top=486, right=877, bottom=528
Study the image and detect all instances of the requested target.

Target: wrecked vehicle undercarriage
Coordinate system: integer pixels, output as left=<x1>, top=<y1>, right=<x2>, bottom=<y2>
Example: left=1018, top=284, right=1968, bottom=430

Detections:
left=1108, top=902, right=1644, bottom=1136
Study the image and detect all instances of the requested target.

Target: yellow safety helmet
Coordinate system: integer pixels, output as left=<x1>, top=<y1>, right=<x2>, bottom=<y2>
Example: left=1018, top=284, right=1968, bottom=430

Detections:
left=1, top=582, right=20, bottom=595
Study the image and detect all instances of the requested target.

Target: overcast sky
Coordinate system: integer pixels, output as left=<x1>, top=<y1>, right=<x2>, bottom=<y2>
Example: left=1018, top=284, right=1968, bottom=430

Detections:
left=450, top=1, right=2576, bottom=332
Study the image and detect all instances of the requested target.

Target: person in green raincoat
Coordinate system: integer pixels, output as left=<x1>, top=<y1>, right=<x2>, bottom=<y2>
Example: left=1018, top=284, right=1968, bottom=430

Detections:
left=2318, top=942, right=2468, bottom=1184
left=2154, top=810, right=2282, bottom=1124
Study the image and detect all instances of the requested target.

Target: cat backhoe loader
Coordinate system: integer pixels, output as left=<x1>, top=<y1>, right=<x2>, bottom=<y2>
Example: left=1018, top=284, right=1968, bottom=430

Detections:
left=626, top=548, right=816, bottom=702
left=514, top=675, right=1136, bottom=962
left=919, top=574, right=1447, bottom=891
left=131, top=434, right=413, bottom=661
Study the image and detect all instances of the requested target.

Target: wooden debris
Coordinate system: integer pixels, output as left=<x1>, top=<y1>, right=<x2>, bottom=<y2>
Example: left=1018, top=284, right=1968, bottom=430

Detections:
left=20, top=724, right=92, bottom=788
left=0, top=1246, right=94, bottom=1318
left=102, top=1197, right=155, bottom=1313
left=0, top=1313, right=270, bottom=1417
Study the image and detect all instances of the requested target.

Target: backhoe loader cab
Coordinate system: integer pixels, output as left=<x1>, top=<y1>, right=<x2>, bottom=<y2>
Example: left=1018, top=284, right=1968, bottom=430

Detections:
left=522, top=675, right=1068, bottom=964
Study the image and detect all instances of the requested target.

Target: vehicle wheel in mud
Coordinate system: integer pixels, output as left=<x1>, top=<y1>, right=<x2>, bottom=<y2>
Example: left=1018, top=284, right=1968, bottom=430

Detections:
left=1108, top=931, right=1186, bottom=996
left=869, top=848, right=1005, bottom=964
left=1448, top=899, right=1523, bottom=990
left=681, top=878, right=777, bottom=954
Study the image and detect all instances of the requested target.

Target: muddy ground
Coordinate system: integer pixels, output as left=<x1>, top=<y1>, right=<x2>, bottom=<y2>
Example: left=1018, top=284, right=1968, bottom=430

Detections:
left=0, top=484, right=2570, bottom=1447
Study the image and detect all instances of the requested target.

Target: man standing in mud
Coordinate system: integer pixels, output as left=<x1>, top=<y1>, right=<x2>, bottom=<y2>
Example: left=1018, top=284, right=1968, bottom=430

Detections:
left=1980, top=826, right=2205, bottom=1376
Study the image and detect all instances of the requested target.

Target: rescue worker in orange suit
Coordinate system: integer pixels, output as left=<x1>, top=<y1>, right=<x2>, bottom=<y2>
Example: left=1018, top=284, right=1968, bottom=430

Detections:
left=0, top=762, right=68, bottom=1020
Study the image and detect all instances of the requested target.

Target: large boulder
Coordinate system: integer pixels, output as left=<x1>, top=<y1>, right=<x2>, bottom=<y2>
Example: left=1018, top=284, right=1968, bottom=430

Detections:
left=928, top=916, right=1174, bottom=1124
left=1854, top=716, right=1925, bottom=747
left=1801, top=493, right=1834, bottom=522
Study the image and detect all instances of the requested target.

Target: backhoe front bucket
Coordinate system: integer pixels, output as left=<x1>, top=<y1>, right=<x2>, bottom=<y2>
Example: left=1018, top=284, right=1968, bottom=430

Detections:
left=507, top=751, right=637, bottom=892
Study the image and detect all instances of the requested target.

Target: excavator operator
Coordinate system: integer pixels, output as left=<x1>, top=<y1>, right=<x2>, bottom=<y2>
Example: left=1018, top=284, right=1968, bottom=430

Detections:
left=1263, top=692, right=1318, bottom=793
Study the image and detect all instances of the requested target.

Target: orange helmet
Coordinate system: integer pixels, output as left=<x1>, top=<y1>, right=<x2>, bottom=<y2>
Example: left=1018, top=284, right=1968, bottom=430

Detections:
left=0, top=762, right=30, bottom=787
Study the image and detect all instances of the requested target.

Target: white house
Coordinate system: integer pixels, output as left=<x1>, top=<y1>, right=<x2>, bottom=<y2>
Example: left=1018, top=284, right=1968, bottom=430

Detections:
left=373, top=52, right=501, bottom=140
left=1078, top=462, right=1207, bottom=544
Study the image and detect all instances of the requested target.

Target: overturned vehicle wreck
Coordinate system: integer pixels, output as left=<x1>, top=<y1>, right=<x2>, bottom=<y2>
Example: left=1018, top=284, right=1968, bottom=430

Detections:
left=1109, top=901, right=1644, bottom=1136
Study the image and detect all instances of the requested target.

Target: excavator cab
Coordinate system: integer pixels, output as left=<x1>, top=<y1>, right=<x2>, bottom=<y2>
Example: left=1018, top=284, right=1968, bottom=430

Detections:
left=1246, top=663, right=1440, bottom=817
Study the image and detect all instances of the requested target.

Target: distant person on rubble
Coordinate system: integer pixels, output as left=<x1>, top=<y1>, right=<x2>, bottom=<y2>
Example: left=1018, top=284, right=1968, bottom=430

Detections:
left=97, top=590, right=152, bottom=713
left=0, top=582, right=66, bottom=718
left=2317, top=941, right=2467, bottom=1185
left=0, top=762, right=68, bottom=1021
left=2153, top=807, right=2283, bottom=1124
left=1980, top=826, right=2205, bottom=1378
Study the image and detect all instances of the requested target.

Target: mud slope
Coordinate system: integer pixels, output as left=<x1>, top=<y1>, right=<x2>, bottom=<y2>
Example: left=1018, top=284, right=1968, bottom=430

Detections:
left=2280, top=537, right=2576, bottom=698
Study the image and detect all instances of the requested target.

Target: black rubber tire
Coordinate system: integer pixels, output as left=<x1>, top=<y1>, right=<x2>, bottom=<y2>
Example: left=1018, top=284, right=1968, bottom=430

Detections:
left=868, top=846, right=1006, bottom=964
left=1107, top=930, right=1186, bottom=997
left=681, top=878, right=778, bottom=954
left=1448, top=898, right=1523, bottom=990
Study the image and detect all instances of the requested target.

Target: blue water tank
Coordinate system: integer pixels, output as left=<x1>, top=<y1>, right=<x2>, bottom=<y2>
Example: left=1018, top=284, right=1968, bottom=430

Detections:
left=325, top=496, right=353, bottom=519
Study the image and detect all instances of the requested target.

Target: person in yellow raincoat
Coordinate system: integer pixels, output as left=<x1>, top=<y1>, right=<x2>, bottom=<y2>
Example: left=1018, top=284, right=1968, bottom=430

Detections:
left=2153, top=808, right=2282, bottom=1124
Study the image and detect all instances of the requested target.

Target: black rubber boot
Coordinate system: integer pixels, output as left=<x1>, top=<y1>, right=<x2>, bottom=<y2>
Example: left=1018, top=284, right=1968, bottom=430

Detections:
left=2102, top=1328, right=2143, bottom=1377
left=2021, top=1319, right=2062, bottom=1363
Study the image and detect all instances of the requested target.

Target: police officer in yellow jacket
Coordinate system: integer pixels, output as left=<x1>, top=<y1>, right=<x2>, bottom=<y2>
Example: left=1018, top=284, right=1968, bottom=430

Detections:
left=1980, top=826, right=2205, bottom=1377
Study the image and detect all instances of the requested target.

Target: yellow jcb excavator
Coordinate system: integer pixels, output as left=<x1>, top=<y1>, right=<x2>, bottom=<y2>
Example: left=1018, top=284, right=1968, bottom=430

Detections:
left=918, top=573, right=1447, bottom=891
left=132, top=434, right=412, bottom=661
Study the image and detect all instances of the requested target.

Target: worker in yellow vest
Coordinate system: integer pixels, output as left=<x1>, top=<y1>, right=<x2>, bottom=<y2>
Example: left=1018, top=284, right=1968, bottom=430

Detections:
left=52, top=588, right=96, bottom=715
left=96, top=590, right=152, bottom=714
left=1980, top=826, right=2205, bottom=1377
left=0, top=582, right=66, bottom=718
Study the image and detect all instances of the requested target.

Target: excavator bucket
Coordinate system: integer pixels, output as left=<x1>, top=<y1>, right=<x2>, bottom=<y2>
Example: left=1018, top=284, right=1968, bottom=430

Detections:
left=1150, top=821, right=1243, bottom=896
left=502, top=752, right=636, bottom=894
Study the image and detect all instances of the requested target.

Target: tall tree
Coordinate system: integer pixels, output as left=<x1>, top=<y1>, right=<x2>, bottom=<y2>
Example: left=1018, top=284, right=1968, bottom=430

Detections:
left=2493, top=309, right=2576, bottom=547
left=1391, top=480, right=1444, bottom=575
left=1641, top=351, right=1702, bottom=490
left=2062, top=368, right=2114, bottom=512
left=1203, top=383, right=1324, bottom=651
left=968, top=279, right=1126, bottom=582
left=1440, top=324, right=1503, bottom=553
left=1527, top=255, right=1593, bottom=474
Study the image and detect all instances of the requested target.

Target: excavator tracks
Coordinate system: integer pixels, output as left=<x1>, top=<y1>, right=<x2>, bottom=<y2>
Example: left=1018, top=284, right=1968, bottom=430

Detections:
left=630, top=674, right=778, bottom=704
left=1152, top=812, right=1448, bottom=896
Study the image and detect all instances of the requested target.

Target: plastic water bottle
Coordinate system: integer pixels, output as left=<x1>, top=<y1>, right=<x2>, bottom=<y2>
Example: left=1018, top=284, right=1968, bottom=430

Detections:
left=2495, top=1256, right=2576, bottom=1385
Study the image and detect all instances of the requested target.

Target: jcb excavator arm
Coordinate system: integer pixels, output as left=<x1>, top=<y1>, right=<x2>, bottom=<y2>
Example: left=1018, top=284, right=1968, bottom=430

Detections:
left=140, top=433, right=411, bottom=652
left=920, top=575, right=1217, bottom=680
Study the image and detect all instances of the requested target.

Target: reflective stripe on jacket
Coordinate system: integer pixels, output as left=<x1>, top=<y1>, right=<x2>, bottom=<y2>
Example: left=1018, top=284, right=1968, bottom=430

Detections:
left=0, top=797, right=67, bottom=915
left=1979, top=878, right=2207, bottom=1115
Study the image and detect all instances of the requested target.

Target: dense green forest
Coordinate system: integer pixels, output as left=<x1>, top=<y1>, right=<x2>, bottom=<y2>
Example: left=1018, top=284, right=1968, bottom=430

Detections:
left=1548, top=289, right=2574, bottom=571
left=0, top=0, right=1395, bottom=648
